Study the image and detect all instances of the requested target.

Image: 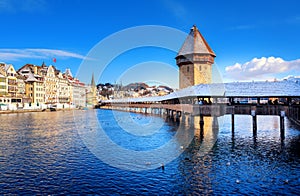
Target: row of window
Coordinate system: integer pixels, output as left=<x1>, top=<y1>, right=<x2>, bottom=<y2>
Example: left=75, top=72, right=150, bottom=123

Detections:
left=6, top=73, right=16, bottom=77
left=36, top=93, right=44, bottom=98
left=0, top=99, right=11, bottom=103
left=8, top=87, right=17, bottom=91
left=186, top=65, right=208, bottom=72
left=36, top=87, right=44, bottom=92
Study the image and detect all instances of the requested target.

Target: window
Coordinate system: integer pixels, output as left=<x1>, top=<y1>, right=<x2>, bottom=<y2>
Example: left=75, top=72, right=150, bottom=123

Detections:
left=199, top=65, right=201, bottom=71
left=187, top=66, right=189, bottom=72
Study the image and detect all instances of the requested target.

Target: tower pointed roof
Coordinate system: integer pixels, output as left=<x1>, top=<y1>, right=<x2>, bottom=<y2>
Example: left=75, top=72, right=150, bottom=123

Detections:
left=41, top=61, right=47, bottom=67
left=91, top=73, right=96, bottom=87
left=177, top=25, right=216, bottom=57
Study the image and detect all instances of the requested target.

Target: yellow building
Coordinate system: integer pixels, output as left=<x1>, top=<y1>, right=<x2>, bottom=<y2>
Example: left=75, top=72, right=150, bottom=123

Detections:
left=17, top=63, right=46, bottom=106
left=176, top=25, right=216, bottom=89
left=24, top=72, right=45, bottom=105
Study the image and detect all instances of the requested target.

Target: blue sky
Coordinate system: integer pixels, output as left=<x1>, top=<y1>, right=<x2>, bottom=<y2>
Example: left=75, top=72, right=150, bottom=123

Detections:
left=1, top=0, right=300, bottom=88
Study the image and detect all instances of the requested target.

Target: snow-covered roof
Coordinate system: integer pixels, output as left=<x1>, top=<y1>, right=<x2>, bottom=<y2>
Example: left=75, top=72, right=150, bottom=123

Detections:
left=5, top=64, right=12, bottom=72
left=25, top=72, right=38, bottom=82
left=173, top=81, right=300, bottom=98
left=104, top=81, right=300, bottom=103
left=177, top=25, right=216, bottom=57
left=223, top=81, right=300, bottom=97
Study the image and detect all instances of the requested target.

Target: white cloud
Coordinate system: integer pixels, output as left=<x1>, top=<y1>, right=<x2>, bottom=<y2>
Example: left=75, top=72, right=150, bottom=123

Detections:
left=225, top=56, right=300, bottom=81
left=0, top=48, right=87, bottom=62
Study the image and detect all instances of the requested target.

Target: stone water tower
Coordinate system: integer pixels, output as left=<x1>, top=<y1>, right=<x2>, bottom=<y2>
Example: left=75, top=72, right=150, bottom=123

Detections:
left=176, top=25, right=216, bottom=89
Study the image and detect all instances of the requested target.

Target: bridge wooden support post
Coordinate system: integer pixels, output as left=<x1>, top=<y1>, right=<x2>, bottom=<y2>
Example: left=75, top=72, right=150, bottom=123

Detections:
left=199, top=114, right=204, bottom=137
left=170, top=110, right=174, bottom=121
left=176, top=111, right=181, bottom=123
left=231, top=114, right=235, bottom=135
left=251, top=110, right=257, bottom=137
left=280, top=111, right=285, bottom=139
left=212, top=116, right=219, bottom=140
left=144, top=108, right=147, bottom=114
left=181, top=113, right=186, bottom=125
left=189, top=114, right=194, bottom=128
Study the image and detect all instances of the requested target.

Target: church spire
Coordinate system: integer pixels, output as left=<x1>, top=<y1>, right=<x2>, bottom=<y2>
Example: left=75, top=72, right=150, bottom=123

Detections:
left=91, top=73, right=96, bottom=87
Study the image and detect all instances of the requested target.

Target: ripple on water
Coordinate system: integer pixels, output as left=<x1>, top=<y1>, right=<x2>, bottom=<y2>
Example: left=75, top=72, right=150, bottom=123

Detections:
left=0, top=111, right=299, bottom=195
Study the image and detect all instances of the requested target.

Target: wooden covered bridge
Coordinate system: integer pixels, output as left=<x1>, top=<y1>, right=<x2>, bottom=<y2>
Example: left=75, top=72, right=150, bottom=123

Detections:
left=101, top=80, right=300, bottom=139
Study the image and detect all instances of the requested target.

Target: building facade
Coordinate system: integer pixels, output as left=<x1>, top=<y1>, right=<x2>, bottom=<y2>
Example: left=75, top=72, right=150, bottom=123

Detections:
left=0, top=73, right=6, bottom=96
left=44, top=65, right=59, bottom=104
left=86, top=74, right=98, bottom=107
left=176, top=25, right=216, bottom=89
left=5, top=64, right=18, bottom=98
left=57, top=72, right=70, bottom=105
left=72, top=80, right=87, bottom=108
left=16, top=63, right=87, bottom=109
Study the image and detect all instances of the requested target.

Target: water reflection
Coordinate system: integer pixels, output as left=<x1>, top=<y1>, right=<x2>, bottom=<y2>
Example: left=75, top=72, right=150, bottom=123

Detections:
left=0, top=110, right=299, bottom=195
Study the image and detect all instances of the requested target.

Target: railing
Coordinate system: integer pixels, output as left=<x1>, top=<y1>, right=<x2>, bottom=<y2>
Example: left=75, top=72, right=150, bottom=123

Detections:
left=104, top=103, right=294, bottom=117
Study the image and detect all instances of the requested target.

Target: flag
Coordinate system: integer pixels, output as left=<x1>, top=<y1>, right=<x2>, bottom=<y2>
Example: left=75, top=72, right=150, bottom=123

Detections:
left=53, top=58, right=57, bottom=63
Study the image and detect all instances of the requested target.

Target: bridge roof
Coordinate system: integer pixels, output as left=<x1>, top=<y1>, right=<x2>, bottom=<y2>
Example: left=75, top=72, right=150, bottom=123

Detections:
left=171, top=80, right=300, bottom=98
left=104, top=81, right=300, bottom=103
left=224, top=81, right=300, bottom=97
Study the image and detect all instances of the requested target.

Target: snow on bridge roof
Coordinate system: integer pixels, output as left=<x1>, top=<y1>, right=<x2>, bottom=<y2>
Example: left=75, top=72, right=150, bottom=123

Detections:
left=103, top=81, right=300, bottom=103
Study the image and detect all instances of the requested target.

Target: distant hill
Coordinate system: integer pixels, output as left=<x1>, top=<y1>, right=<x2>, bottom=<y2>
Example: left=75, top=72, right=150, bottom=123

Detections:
left=97, top=82, right=174, bottom=99
left=122, top=82, right=150, bottom=91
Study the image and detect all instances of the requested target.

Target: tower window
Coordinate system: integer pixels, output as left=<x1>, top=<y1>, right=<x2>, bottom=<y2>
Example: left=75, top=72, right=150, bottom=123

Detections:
left=187, top=66, right=189, bottom=72
left=199, top=65, right=201, bottom=71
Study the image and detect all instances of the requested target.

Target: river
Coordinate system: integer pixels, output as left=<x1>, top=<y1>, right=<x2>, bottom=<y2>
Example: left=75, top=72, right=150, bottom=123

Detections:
left=0, top=109, right=299, bottom=195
